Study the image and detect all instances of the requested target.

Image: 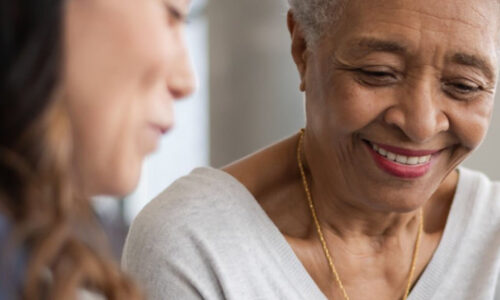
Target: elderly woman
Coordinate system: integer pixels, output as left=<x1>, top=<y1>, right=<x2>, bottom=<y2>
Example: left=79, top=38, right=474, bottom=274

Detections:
left=123, top=0, right=500, bottom=299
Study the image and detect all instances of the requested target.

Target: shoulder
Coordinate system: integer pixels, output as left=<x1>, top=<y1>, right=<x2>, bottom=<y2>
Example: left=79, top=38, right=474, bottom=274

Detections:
left=424, top=167, right=500, bottom=299
left=126, top=167, right=257, bottom=240
left=458, top=167, right=500, bottom=206
left=122, top=166, right=260, bottom=263
left=456, top=166, right=500, bottom=227
left=0, top=214, right=25, bottom=299
left=121, top=167, right=263, bottom=298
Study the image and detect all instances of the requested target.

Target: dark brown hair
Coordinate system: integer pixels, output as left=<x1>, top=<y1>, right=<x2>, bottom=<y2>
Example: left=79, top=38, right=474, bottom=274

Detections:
left=0, top=0, right=141, bottom=298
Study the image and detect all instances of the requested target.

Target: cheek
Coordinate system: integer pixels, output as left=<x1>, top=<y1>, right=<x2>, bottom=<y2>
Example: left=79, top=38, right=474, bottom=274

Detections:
left=67, top=92, right=145, bottom=194
left=99, top=103, right=146, bottom=195
left=335, top=82, right=390, bottom=131
left=449, top=99, right=494, bottom=150
left=307, top=74, right=391, bottom=137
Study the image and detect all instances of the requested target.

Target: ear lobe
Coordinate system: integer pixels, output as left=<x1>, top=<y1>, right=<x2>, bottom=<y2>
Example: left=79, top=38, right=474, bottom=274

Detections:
left=287, top=10, right=308, bottom=92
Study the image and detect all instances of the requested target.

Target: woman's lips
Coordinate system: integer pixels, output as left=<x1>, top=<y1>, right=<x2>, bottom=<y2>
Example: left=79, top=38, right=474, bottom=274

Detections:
left=364, top=140, right=441, bottom=178
left=144, top=122, right=172, bottom=152
left=149, top=122, right=171, bottom=135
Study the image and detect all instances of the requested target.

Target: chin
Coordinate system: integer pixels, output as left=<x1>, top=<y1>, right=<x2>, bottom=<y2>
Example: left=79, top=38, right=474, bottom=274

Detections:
left=120, top=170, right=143, bottom=196
left=361, top=185, right=432, bottom=213
left=98, top=163, right=143, bottom=197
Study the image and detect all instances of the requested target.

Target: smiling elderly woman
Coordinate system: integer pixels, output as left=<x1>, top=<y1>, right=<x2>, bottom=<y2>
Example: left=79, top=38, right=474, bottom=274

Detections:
left=122, top=0, right=500, bottom=299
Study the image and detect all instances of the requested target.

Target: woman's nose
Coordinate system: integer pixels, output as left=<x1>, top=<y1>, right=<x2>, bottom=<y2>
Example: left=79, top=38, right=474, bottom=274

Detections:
left=168, top=43, right=196, bottom=100
left=383, top=79, right=450, bottom=143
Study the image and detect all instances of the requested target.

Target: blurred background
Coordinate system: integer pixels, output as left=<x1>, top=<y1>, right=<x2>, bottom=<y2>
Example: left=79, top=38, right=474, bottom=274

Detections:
left=94, top=0, right=500, bottom=259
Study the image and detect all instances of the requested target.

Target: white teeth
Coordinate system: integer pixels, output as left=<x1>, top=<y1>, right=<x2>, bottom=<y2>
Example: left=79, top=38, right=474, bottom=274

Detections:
left=396, top=155, right=408, bottom=164
left=407, top=157, right=419, bottom=165
left=418, top=155, right=431, bottom=164
left=370, top=142, right=432, bottom=165
left=387, top=152, right=396, bottom=161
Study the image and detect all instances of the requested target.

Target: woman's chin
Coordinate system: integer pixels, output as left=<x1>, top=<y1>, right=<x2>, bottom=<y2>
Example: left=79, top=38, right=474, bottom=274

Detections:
left=117, top=170, right=143, bottom=197
left=91, top=163, right=143, bottom=197
left=357, top=183, right=434, bottom=213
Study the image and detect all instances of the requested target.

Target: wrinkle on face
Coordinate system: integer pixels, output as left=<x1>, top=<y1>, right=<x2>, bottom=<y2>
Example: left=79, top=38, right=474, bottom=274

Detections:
left=351, top=0, right=494, bottom=29
left=393, top=7, right=484, bottom=29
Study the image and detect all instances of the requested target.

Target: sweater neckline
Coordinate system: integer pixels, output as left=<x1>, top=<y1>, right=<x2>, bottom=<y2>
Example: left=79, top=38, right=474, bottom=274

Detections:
left=199, top=166, right=472, bottom=300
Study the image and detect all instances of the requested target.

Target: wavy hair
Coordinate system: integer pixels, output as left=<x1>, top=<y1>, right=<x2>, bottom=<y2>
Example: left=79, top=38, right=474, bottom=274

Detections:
left=0, top=0, right=141, bottom=298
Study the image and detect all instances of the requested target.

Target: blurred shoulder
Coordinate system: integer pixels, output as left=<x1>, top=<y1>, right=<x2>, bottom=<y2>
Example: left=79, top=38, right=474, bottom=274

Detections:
left=123, top=167, right=257, bottom=252
left=133, top=167, right=254, bottom=228
left=121, top=167, right=263, bottom=296
left=0, top=214, right=25, bottom=299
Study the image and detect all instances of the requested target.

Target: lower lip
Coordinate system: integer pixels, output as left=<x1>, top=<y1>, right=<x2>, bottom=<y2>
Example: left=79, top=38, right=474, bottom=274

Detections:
left=145, top=126, right=165, bottom=151
left=150, top=123, right=171, bottom=137
left=365, top=142, right=435, bottom=179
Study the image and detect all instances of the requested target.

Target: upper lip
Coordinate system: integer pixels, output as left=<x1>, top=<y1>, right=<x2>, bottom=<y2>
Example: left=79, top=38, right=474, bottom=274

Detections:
left=365, top=140, right=444, bottom=156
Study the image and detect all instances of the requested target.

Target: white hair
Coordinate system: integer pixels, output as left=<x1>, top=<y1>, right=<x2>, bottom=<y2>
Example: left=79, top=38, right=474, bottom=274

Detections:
left=288, top=0, right=500, bottom=46
left=287, top=0, right=347, bottom=45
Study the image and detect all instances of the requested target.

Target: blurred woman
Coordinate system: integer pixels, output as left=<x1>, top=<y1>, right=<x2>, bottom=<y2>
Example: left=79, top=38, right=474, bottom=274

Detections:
left=0, top=0, right=194, bottom=298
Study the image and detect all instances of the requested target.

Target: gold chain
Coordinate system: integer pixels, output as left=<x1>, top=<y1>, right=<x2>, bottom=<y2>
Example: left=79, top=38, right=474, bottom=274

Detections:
left=296, top=129, right=423, bottom=300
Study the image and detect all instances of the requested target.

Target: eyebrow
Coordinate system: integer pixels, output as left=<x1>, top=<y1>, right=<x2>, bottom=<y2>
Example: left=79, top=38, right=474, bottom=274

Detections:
left=450, top=53, right=495, bottom=82
left=348, top=38, right=409, bottom=56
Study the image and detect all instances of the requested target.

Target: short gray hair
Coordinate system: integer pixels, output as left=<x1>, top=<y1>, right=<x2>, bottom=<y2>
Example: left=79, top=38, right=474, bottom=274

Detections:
left=288, top=0, right=500, bottom=47
left=287, top=0, right=347, bottom=45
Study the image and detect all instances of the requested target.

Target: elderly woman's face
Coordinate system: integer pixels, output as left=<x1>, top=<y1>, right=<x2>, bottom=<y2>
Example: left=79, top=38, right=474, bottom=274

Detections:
left=300, top=0, right=499, bottom=210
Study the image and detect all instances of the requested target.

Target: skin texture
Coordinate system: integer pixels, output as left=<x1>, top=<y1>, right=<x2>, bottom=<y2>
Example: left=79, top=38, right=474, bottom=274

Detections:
left=63, top=0, right=195, bottom=196
left=225, top=0, right=499, bottom=299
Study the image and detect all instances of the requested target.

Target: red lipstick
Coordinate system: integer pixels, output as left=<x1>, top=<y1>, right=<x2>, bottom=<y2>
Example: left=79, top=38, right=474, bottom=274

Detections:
left=364, top=141, right=440, bottom=179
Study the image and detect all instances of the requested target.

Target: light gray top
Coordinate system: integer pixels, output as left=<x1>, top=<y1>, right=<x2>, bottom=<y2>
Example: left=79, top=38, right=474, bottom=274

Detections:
left=122, top=167, right=500, bottom=300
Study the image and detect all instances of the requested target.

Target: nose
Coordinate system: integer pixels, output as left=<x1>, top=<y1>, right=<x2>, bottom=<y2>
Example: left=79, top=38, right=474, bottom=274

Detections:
left=168, top=41, right=196, bottom=100
left=383, top=79, right=450, bottom=143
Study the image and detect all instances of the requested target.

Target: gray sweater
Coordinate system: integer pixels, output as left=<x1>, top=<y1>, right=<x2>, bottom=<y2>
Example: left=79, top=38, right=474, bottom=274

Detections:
left=122, top=167, right=500, bottom=299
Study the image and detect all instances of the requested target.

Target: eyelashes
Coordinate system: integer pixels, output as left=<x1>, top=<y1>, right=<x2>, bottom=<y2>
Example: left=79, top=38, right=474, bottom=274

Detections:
left=442, top=80, right=484, bottom=100
left=352, top=67, right=486, bottom=101
left=354, top=67, right=400, bottom=86
left=163, top=1, right=188, bottom=24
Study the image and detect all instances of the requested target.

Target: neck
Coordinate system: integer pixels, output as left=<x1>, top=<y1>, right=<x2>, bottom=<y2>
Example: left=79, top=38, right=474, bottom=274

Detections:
left=315, top=191, right=419, bottom=239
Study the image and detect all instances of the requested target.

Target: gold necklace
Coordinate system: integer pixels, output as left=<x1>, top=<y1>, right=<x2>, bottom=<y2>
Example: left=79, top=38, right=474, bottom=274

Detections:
left=296, top=129, right=423, bottom=300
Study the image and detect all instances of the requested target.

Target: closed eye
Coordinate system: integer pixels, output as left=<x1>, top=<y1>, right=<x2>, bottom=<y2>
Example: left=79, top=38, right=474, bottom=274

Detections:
left=442, top=79, right=484, bottom=100
left=360, top=70, right=395, bottom=78
left=355, top=68, right=400, bottom=86
left=164, top=2, right=188, bottom=24
left=448, top=83, right=480, bottom=93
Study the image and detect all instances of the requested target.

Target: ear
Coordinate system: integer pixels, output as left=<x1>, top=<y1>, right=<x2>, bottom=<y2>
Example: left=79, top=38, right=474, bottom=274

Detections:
left=287, top=10, right=309, bottom=92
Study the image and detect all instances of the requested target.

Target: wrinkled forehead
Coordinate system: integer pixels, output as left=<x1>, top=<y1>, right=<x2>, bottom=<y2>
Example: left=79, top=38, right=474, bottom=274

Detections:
left=340, top=0, right=500, bottom=39
left=344, top=0, right=500, bottom=31
left=331, top=0, right=500, bottom=69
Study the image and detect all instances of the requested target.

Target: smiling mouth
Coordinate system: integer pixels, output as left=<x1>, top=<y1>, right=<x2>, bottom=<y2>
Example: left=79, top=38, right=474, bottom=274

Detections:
left=369, top=143, right=432, bottom=165
left=363, top=140, right=442, bottom=178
